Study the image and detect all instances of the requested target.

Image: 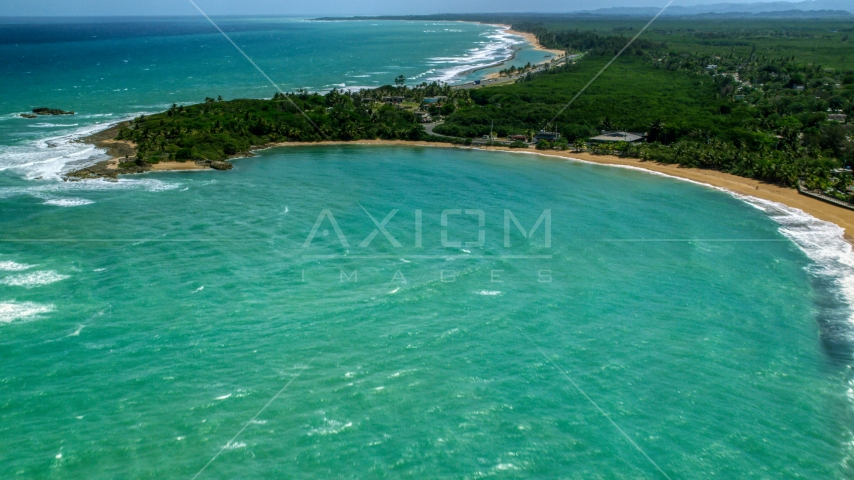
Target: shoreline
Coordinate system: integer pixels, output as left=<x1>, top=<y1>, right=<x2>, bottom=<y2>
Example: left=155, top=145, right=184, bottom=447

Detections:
left=476, top=23, right=565, bottom=82
left=502, top=26, right=565, bottom=56
left=73, top=122, right=854, bottom=243
left=73, top=132, right=854, bottom=241
left=251, top=141, right=854, bottom=242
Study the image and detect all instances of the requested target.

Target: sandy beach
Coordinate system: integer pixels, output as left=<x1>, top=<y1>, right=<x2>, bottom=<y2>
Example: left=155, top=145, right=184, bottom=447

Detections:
left=149, top=162, right=211, bottom=171
left=499, top=147, right=854, bottom=241
left=473, top=24, right=565, bottom=82
left=504, top=27, right=565, bottom=56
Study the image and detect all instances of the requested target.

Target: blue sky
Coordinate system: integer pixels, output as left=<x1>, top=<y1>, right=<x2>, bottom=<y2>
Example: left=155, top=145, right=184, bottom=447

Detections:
left=0, top=0, right=798, bottom=17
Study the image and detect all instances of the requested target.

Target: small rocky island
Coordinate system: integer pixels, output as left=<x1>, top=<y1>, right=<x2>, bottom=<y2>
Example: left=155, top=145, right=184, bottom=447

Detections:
left=20, top=107, right=75, bottom=118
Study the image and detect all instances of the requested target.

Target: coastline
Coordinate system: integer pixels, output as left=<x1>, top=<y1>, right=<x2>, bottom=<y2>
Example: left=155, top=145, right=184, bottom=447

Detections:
left=477, top=23, right=565, bottom=82
left=64, top=14, right=851, bottom=244
left=502, top=26, right=565, bottom=56
left=72, top=120, right=854, bottom=242
left=74, top=130, right=854, bottom=241
left=253, top=141, right=854, bottom=242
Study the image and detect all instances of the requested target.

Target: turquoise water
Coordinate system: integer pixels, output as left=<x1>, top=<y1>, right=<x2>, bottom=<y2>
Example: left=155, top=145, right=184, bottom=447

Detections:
left=0, top=17, right=548, bottom=180
left=1, top=17, right=854, bottom=479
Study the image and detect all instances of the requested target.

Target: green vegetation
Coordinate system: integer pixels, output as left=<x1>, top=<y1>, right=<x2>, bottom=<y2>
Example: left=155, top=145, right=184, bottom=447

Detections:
left=496, top=62, right=534, bottom=78
left=430, top=18, right=854, bottom=199
left=117, top=84, right=472, bottom=162
left=115, top=15, right=854, bottom=201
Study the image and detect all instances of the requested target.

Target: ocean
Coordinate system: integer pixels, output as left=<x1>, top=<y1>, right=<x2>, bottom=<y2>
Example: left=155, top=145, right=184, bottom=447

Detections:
left=1, top=17, right=854, bottom=479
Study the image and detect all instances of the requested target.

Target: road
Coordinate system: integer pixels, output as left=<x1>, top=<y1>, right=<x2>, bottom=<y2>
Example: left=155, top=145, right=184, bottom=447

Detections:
left=424, top=122, right=532, bottom=147
left=423, top=122, right=456, bottom=138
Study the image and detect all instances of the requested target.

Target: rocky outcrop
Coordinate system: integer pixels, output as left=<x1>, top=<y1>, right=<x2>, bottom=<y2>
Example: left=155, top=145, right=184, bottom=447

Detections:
left=20, top=108, right=75, bottom=119
left=32, top=108, right=75, bottom=116
left=210, top=161, right=233, bottom=170
left=64, top=159, right=151, bottom=181
left=66, top=122, right=236, bottom=180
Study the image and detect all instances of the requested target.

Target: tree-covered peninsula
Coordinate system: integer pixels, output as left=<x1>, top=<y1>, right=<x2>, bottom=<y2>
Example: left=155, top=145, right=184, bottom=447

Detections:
left=115, top=86, right=458, bottom=163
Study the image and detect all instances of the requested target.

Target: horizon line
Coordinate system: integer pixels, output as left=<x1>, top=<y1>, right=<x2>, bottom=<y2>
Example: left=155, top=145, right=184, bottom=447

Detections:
left=0, top=2, right=825, bottom=19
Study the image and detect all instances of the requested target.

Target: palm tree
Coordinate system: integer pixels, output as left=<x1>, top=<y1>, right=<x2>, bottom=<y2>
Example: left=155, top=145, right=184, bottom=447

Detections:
left=599, top=117, right=615, bottom=132
left=648, top=119, right=665, bottom=143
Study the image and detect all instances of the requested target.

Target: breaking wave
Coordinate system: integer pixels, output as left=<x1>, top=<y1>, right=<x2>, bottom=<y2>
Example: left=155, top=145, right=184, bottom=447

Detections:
left=2, top=271, right=70, bottom=288
left=424, top=26, right=525, bottom=83
left=0, top=301, right=55, bottom=325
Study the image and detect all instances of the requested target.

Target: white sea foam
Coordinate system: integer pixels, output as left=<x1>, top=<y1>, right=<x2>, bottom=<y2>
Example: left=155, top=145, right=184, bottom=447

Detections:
left=475, top=290, right=502, bottom=296
left=0, top=301, right=55, bottom=324
left=518, top=149, right=854, bottom=325
left=0, top=111, right=158, bottom=181
left=0, top=122, right=118, bottom=180
left=308, top=419, right=353, bottom=436
left=423, top=26, right=525, bottom=83
left=222, top=442, right=246, bottom=450
left=67, top=325, right=85, bottom=337
left=734, top=195, right=854, bottom=317
left=2, top=271, right=70, bottom=288
left=43, top=198, right=94, bottom=207
left=0, top=261, right=35, bottom=271
left=493, top=463, right=519, bottom=472
left=0, top=176, right=179, bottom=206
left=216, top=393, right=232, bottom=400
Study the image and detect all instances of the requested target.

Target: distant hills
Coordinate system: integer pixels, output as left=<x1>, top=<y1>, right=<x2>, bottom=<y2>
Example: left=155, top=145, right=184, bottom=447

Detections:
left=581, top=0, right=854, bottom=16
left=318, top=0, right=854, bottom=21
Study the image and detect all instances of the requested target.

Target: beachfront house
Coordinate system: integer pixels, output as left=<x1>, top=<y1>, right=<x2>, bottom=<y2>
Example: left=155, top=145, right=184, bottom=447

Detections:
left=423, top=96, right=448, bottom=104
left=382, top=96, right=405, bottom=104
left=534, top=131, right=561, bottom=142
left=828, top=113, right=847, bottom=122
left=589, top=131, right=645, bottom=143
